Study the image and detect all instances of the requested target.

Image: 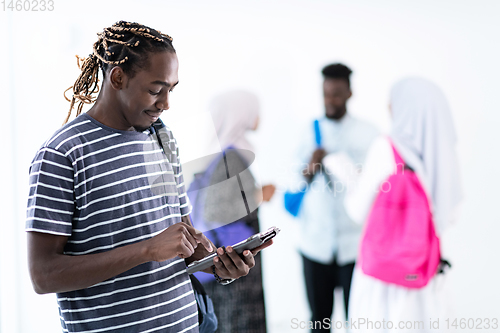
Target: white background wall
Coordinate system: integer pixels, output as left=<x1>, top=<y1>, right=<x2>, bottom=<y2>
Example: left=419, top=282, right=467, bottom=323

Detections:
left=1, top=1, right=499, bottom=332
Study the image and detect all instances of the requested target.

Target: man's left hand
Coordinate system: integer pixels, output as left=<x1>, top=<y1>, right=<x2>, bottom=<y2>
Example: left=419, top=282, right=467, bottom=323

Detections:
left=212, top=239, right=273, bottom=280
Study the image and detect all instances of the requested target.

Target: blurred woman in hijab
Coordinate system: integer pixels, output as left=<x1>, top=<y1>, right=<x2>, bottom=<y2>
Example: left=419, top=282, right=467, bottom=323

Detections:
left=188, top=90, right=275, bottom=333
left=326, top=77, right=462, bottom=332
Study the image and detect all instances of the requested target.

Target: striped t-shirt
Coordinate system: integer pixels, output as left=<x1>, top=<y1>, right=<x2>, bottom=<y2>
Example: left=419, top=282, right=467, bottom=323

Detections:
left=26, top=113, right=199, bottom=333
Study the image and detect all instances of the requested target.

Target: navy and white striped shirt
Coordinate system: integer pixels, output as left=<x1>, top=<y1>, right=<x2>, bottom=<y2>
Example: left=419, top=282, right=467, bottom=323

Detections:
left=26, top=113, right=198, bottom=333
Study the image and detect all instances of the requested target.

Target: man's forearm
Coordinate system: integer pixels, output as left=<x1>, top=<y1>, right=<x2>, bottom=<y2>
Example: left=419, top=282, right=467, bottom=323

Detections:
left=28, top=232, right=151, bottom=294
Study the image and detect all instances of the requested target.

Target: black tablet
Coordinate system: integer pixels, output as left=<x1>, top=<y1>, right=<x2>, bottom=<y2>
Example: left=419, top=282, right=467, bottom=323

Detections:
left=186, top=226, right=280, bottom=274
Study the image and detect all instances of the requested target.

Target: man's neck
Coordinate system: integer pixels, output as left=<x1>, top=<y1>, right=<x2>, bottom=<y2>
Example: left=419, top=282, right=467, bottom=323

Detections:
left=326, top=110, right=347, bottom=121
left=87, top=97, right=135, bottom=132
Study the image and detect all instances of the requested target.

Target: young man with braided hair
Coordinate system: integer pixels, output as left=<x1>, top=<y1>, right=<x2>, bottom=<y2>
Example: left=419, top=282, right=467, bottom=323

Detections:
left=26, top=21, right=270, bottom=333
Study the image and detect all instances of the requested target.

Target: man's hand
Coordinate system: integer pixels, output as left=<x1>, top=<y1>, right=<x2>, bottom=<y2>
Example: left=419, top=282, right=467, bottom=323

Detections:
left=303, top=148, right=326, bottom=180
left=212, top=239, right=274, bottom=280
left=180, top=214, right=274, bottom=281
left=145, top=222, right=213, bottom=261
left=182, top=215, right=216, bottom=265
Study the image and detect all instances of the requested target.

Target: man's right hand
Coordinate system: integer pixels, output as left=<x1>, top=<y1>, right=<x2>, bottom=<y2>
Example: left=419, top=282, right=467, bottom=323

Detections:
left=145, top=222, right=213, bottom=261
left=303, top=148, right=326, bottom=180
left=311, top=148, right=327, bottom=165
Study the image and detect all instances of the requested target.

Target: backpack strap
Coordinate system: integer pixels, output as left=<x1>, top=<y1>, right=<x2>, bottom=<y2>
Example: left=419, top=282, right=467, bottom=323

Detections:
left=438, top=258, right=452, bottom=274
left=152, top=119, right=166, bottom=150
left=151, top=119, right=176, bottom=163
left=389, top=140, right=414, bottom=172
left=314, top=119, right=322, bottom=147
left=389, top=141, right=404, bottom=165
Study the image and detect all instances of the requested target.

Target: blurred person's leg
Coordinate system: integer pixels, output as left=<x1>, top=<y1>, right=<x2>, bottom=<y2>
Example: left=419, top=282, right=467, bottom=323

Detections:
left=204, top=253, right=266, bottom=333
left=202, top=216, right=266, bottom=333
left=302, top=254, right=336, bottom=332
left=335, top=260, right=355, bottom=318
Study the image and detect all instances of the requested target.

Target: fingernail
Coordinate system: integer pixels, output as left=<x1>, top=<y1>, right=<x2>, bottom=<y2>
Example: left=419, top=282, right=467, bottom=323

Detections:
left=244, top=250, right=250, bottom=256
left=214, top=257, right=219, bottom=263
left=227, top=246, right=233, bottom=253
left=217, top=248, right=224, bottom=255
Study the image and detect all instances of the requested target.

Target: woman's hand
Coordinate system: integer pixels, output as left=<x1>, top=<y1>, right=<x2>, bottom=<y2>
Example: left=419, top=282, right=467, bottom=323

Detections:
left=261, top=184, right=276, bottom=202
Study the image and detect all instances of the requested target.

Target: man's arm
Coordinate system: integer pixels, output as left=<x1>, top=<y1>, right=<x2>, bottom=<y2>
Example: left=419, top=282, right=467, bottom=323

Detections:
left=27, top=222, right=212, bottom=294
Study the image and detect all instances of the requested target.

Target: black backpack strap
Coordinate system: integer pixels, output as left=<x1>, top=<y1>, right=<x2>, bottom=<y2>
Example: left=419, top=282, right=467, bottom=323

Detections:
left=438, top=258, right=452, bottom=274
left=152, top=119, right=166, bottom=152
left=189, top=275, right=208, bottom=325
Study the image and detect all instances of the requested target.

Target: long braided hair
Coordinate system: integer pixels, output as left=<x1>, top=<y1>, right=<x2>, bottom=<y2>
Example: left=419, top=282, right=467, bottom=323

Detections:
left=63, top=21, right=175, bottom=124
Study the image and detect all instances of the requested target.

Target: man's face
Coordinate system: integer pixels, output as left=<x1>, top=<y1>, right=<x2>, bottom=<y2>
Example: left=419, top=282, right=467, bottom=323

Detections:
left=323, top=78, right=351, bottom=120
left=116, top=51, right=179, bottom=131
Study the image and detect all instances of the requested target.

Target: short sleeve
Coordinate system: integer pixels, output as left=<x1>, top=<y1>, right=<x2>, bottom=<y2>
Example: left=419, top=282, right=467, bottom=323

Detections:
left=26, top=147, right=75, bottom=236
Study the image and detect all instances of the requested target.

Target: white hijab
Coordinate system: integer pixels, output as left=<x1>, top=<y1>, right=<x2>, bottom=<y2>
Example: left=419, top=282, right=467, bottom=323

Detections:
left=390, top=77, right=463, bottom=235
left=208, top=90, right=260, bottom=153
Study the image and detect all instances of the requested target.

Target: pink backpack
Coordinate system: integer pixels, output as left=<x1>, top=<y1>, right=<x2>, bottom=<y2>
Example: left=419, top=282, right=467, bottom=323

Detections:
left=360, top=142, right=441, bottom=288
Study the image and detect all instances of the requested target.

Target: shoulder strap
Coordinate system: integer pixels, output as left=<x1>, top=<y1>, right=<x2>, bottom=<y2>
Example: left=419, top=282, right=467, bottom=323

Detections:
left=222, top=147, right=251, bottom=216
left=152, top=119, right=177, bottom=164
left=390, top=142, right=405, bottom=165
left=314, top=119, right=322, bottom=147
left=389, top=139, right=414, bottom=172
left=152, top=119, right=166, bottom=152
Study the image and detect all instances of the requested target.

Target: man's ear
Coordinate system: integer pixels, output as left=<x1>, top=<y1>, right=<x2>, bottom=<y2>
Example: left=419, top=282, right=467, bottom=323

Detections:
left=109, top=66, right=126, bottom=90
